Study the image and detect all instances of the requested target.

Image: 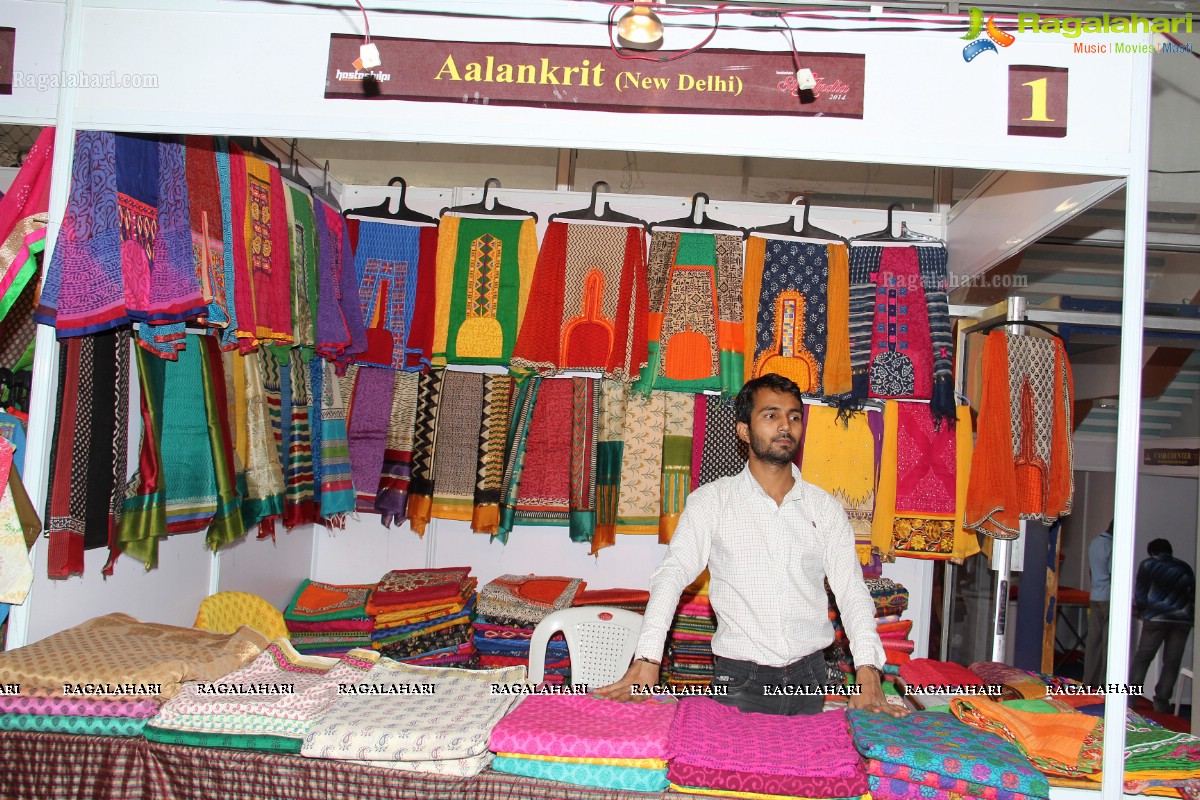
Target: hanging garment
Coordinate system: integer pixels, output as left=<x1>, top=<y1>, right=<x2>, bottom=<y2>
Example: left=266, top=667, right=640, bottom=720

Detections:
left=613, top=388, right=664, bottom=536
left=345, top=365, right=395, bottom=513
left=428, top=370, right=487, bottom=523
left=868, top=247, right=932, bottom=400
left=495, top=376, right=539, bottom=545
left=283, top=183, right=319, bottom=354
left=690, top=394, right=744, bottom=491
left=405, top=370, right=444, bottom=535
left=916, top=245, right=956, bottom=424
left=45, top=328, right=131, bottom=578
left=846, top=244, right=880, bottom=405
left=348, top=218, right=437, bottom=371
left=799, top=404, right=882, bottom=567
left=229, top=145, right=293, bottom=352
left=591, top=379, right=627, bottom=553
left=214, top=138, right=241, bottom=350
left=0, top=438, right=32, bottom=604
left=310, top=358, right=356, bottom=525
left=472, top=375, right=514, bottom=536
left=659, top=390, right=694, bottom=543
left=872, top=401, right=978, bottom=563
left=280, top=349, right=318, bottom=528
left=510, top=220, right=649, bottom=381
left=183, top=135, right=231, bottom=331
left=433, top=214, right=538, bottom=367
left=240, top=349, right=286, bottom=536
left=196, top=335, right=245, bottom=550
left=0, top=127, right=52, bottom=325
left=314, top=200, right=367, bottom=370
left=742, top=235, right=851, bottom=396
left=965, top=332, right=1074, bottom=539
left=375, top=371, right=421, bottom=527
left=637, top=231, right=743, bottom=395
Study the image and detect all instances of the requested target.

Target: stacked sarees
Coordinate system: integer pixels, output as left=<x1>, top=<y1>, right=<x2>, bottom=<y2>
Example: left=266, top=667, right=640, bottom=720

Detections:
left=366, top=567, right=478, bottom=666
left=474, top=574, right=585, bottom=682
left=662, top=588, right=715, bottom=689
left=826, top=577, right=912, bottom=680
left=489, top=694, right=675, bottom=793
left=284, top=579, right=375, bottom=656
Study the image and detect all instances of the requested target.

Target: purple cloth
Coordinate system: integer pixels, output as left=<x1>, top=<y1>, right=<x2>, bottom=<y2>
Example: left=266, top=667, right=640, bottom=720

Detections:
left=345, top=366, right=395, bottom=512
left=314, top=200, right=366, bottom=371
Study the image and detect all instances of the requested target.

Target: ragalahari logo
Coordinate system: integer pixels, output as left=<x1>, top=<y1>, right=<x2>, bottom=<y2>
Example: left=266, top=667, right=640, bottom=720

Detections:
left=961, top=7, right=1016, bottom=62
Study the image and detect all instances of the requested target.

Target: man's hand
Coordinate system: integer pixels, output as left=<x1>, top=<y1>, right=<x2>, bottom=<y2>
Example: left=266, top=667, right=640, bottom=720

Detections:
left=849, top=666, right=909, bottom=718
left=593, top=659, right=661, bottom=702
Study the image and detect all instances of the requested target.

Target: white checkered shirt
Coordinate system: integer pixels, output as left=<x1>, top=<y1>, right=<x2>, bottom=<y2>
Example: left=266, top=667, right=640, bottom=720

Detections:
left=635, top=464, right=886, bottom=670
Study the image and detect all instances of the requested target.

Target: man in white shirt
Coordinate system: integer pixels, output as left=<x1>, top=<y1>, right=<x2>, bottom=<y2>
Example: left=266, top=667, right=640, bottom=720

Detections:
left=596, top=374, right=906, bottom=717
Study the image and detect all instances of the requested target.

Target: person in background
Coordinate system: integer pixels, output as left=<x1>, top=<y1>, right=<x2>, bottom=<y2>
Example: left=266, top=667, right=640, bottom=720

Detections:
left=595, top=374, right=905, bottom=717
left=1129, top=538, right=1195, bottom=714
left=1083, top=520, right=1113, bottom=688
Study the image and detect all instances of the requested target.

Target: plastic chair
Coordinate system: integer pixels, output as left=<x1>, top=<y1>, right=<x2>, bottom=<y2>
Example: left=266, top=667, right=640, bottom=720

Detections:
left=194, top=591, right=289, bottom=641
left=527, top=607, right=643, bottom=689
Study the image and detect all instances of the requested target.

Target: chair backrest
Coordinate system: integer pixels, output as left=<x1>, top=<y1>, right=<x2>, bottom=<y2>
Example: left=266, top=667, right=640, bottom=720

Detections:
left=194, top=591, right=289, bottom=641
left=527, top=607, right=643, bottom=689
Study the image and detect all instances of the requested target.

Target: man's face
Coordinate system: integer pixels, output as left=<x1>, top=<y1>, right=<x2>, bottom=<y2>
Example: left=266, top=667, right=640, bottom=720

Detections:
left=736, top=387, right=803, bottom=466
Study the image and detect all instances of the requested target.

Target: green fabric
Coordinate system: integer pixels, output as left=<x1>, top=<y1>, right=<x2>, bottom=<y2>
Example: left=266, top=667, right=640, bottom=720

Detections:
left=284, top=579, right=371, bottom=623
left=199, top=335, right=246, bottom=551
left=143, top=724, right=303, bottom=753
left=0, top=713, right=147, bottom=737
left=286, top=185, right=320, bottom=356
left=117, top=344, right=169, bottom=568
left=0, top=238, right=41, bottom=323
left=496, top=376, right=539, bottom=544
left=446, top=216, right=528, bottom=366
left=1124, top=717, right=1200, bottom=774
left=161, top=338, right=219, bottom=533
left=492, top=755, right=668, bottom=793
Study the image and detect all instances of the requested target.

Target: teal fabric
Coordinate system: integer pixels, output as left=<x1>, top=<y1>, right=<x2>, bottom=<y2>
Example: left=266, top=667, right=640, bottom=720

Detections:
left=0, top=713, right=147, bottom=737
left=492, top=755, right=668, bottom=793
left=143, top=724, right=303, bottom=753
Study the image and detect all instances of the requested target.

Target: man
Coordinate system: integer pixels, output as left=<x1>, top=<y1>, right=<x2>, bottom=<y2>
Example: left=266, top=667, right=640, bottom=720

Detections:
left=1083, top=521, right=1113, bottom=688
left=596, top=374, right=905, bottom=717
left=1129, top=538, right=1195, bottom=714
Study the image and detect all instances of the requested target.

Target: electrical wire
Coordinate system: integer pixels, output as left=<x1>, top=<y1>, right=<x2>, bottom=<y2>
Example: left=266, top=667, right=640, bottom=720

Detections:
left=607, top=3, right=722, bottom=62
left=353, top=0, right=372, bottom=43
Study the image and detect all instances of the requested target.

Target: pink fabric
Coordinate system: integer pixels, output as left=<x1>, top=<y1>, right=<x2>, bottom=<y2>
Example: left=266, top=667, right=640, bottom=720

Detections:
left=0, top=695, right=159, bottom=718
left=690, top=394, right=706, bottom=492
left=488, top=694, right=677, bottom=759
left=871, top=774, right=983, bottom=800
left=669, top=760, right=868, bottom=798
left=895, top=402, right=956, bottom=515
left=672, top=632, right=713, bottom=642
left=899, top=659, right=985, bottom=688
left=867, top=761, right=1039, bottom=800
left=882, top=639, right=917, bottom=653
left=868, top=247, right=932, bottom=400
left=678, top=602, right=712, bottom=616
left=668, top=699, right=862, bottom=778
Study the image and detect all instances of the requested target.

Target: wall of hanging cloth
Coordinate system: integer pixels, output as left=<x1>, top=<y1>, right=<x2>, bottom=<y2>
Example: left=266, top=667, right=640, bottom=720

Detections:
left=23, top=136, right=974, bottom=657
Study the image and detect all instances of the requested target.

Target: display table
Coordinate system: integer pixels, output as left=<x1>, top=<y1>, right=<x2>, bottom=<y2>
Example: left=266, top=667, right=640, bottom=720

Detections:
left=0, top=731, right=684, bottom=800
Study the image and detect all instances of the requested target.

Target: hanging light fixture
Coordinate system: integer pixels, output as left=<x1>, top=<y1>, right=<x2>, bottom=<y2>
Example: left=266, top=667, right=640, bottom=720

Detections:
left=616, top=3, right=664, bottom=50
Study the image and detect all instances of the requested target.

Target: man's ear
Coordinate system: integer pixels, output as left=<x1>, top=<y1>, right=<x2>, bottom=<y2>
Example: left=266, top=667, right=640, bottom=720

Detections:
left=736, top=421, right=750, bottom=445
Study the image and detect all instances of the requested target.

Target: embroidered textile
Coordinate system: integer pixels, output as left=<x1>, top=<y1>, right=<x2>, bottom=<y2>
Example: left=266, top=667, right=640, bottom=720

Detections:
left=311, top=358, right=356, bottom=522
left=369, top=567, right=473, bottom=610
left=691, top=394, right=744, bottom=491
left=668, top=761, right=868, bottom=799
left=868, top=247, right=932, bottom=400
left=472, top=375, right=514, bottom=535
left=0, top=127, right=52, bottom=326
left=0, top=613, right=267, bottom=701
left=240, top=350, right=285, bottom=534
left=314, top=199, right=366, bottom=370
left=615, top=388, right=664, bottom=535
left=637, top=231, right=743, bottom=395
left=214, top=139, right=240, bottom=348
left=868, top=761, right=1041, bottom=800
left=285, top=580, right=373, bottom=624
left=406, top=369, right=443, bottom=535
left=429, top=370, right=487, bottom=523
left=495, top=375, right=539, bottom=544
left=350, top=219, right=437, bottom=370
left=375, top=371, right=420, bottom=526
left=477, top=574, right=586, bottom=626
left=0, top=438, right=31, bottom=603
left=916, top=245, right=955, bottom=424
left=488, top=694, right=677, bottom=759
left=511, top=220, right=649, bottom=381
left=433, top=214, right=538, bottom=367
left=964, top=332, right=1074, bottom=539
left=493, top=755, right=669, bottom=793
left=283, top=185, right=319, bottom=351
left=659, top=390, right=694, bottom=543
left=278, top=349, right=317, bottom=527
left=799, top=404, right=881, bottom=565
left=183, top=135, right=230, bottom=330
left=346, top=366, right=395, bottom=512
left=948, top=697, right=1102, bottom=778
left=229, top=145, right=293, bottom=351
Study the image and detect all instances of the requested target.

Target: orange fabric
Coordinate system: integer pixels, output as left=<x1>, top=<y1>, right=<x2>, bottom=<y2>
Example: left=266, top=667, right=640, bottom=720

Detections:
left=717, top=320, right=743, bottom=356
left=950, top=695, right=1100, bottom=769
left=647, top=312, right=664, bottom=342
left=741, top=235, right=766, bottom=384
left=822, top=243, right=852, bottom=396
left=406, top=494, right=432, bottom=536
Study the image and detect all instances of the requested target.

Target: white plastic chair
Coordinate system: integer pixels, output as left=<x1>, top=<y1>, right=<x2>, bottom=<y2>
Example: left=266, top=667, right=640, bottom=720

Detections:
left=527, top=607, right=644, bottom=689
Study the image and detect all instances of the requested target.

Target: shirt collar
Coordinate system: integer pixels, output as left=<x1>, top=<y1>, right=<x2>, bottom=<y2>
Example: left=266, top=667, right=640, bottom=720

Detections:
left=741, top=463, right=807, bottom=506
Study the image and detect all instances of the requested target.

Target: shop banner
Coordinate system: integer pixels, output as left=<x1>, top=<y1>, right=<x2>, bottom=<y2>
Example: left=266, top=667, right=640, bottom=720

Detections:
left=0, top=28, right=14, bottom=96
left=325, top=35, right=865, bottom=119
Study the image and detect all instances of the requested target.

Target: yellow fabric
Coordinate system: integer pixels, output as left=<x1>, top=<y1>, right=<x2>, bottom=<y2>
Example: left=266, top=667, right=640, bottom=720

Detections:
left=822, top=242, right=852, bottom=396
left=670, top=783, right=869, bottom=800
left=686, top=570, right=711, bottom=596
left=498, top=753, right=665, bottom=769
left=741, top=235, right=767, bottom=384
left=194, top=592, right=288, bottom=641
left=952, top=404, right=979, bottom=562
left=801, top=404, right=876, bottom=565
left=225, top=349, right=249, bottom=468
left=515, top=218, right=538, bottom=335
left=431, top=214, right=460, bottom=367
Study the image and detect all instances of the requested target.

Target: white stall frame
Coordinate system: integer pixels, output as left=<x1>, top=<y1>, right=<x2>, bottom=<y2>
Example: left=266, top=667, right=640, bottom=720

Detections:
left=0, top=2, right=1155, bottom=796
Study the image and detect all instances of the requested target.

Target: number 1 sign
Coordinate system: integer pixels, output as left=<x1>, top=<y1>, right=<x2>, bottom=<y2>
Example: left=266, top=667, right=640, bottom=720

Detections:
left=1008, top=65, right=1068, bottom=138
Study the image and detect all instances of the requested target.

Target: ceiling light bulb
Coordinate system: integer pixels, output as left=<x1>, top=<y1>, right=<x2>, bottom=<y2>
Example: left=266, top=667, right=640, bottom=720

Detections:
left=616, top=4, right=664, bottom=50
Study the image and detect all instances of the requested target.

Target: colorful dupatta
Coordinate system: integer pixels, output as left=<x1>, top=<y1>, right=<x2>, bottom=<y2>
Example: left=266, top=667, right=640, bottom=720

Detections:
left=406, top=370, right=444, bottom=536
left=311, top=358, right=356, bottom=524
left=279, top=349, right=318, bottom=528
left=375, top=371, right=420, bottom=527
left=472, top=375, right=515, bottom=536
left=659, top=389, right=693, bottom=543
left=346, top=365, right=395, bottom=512
left=183, top=135, right=231, bottom=331
left=240, top=350, right=286, bottom=536
left=229, top=145, right=293, bottom=352
left=283, top=183, right=319, bottom=353
left=591, top=379, right=627, bottom=553
left=0, top=438, right=32, bottom=603
left=691, top=394, right=744, bottom=490
left=314, top=200, right=366, bottom=370
left=0, top=127, right=52, bottom=324
left=429, top=370, right=487, bottom=523
left=614, top=389, right=665, bottom=536
left=637, top=231, right=743, bottom=395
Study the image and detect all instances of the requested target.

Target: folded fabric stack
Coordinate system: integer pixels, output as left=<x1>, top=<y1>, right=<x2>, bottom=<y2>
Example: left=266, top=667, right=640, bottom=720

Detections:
left=474, top=574, right=585, bottom=682
left=898, top=658, right=989, bottom=707
left=663, top=589, right=716, bottom=688
left=489, top=694, right=675, bottom=792
left=303, top=660, right=527, bottom=776
left=284, top=579, right=375, bottom=656
left=0, top=613, right=267, bottom=738
left=668, top=699, right=868, bottom=799
left=366, top=567, right=478, bottom=666
left=867, top=577, right=912, bottom=667
left=572, top=588, right=650, bottom=613
left=144, top=641, right=377, bottom=753
left=848, top=708, right=1050, bottom=800
left=966, top=661, right=1079, bottom=700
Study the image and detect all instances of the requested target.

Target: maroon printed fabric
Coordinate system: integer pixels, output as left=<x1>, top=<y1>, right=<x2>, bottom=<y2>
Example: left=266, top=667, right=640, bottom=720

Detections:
left=668, top=760, right=869, bottom=798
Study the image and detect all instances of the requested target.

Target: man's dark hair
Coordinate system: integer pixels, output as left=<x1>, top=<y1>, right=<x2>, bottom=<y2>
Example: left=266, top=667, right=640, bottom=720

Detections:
left=734, top=374, right=804, bottom=425
left=1148, top=538, right=1173, bottom=557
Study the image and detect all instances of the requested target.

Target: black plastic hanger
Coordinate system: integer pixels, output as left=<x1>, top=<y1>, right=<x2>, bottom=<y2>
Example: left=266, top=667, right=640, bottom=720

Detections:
left=853, top=202, right=943, bottom=243
left=970, top=318, right=1063, bottom=340
left=649, top=193, right=745, bottom=237
left=344, top=177, right=438, bottom=225
left=548, top=181, right=647, bottom=228
left=444, top=178, right=538, bottom=222
left=231, top=136, right=281, bottom=166
left=282, top=139, right=313, bottom=191
left=311, top=160, right=340, bottom=210
left=749, top=194, right=844, bottom=241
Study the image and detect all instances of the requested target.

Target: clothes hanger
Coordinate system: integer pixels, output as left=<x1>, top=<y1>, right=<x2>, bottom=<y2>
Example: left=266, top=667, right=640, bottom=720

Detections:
left=231, top=136, right=281, bottom=166
left=443, top=178, right=538, bottom=222
left=343, top=177, right=438, bottom=225
left=852, top=202, right=943, bottom=243
left=311, top=160, right=341, bottom=211
left=548, top=181, right=647, bottom=228
left=969, top=318, right=1064, bottom=340
left=748, top=194, right=844, bottom=241
left=648, top=193, right=746, bottom=237
left=282, top=139, right=313, bottom=192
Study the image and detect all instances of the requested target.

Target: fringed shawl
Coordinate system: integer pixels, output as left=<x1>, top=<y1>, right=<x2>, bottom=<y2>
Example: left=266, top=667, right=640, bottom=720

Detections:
left=511, top=220, right=649, bottom=382
left=280, top=349, right=318, bottom=529
left=659, top=390, right=693, bottom=544
left=240, top=350, right=286, bottom=536
left=406, top=370, right=444, bottom=536
left=637, top=231, right=743, bottom=395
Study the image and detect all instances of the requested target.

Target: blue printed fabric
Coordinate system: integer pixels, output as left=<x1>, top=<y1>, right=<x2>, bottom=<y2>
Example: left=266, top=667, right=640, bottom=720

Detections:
left=492, top=755, right=669, bottom=793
